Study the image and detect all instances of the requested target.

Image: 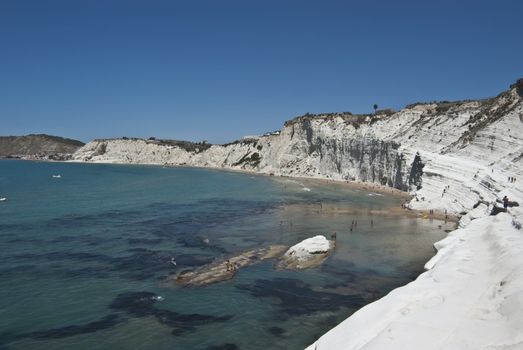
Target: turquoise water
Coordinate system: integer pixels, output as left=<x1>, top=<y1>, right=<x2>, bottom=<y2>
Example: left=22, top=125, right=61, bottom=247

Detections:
left=0, top=160, right=453, bottom=350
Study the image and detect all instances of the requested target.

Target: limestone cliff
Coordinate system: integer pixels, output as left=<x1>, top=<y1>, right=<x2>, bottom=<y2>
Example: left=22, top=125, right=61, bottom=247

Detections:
left=73, top=81, right=523, bottom=216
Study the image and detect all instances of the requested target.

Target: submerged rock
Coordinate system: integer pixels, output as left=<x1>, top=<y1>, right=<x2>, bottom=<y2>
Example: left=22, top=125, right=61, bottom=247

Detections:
left=166, top=245, right=287, bottom=287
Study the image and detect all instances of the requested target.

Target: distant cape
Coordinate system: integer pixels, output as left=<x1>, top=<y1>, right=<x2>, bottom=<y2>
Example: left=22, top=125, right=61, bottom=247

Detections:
left=0, top=134, right=84, bottom=160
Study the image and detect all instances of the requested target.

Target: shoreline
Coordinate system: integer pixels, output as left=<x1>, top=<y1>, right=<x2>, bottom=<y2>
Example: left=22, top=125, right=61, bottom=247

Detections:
left=5, top=157, right=458, bottom=224
left=67, top=157, right=413, bottom=198
left=68, top=158, right=458, bottom=223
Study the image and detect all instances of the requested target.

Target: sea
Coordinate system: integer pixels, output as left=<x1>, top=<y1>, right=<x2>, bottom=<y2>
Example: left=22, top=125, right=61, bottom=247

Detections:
left=0, top=160, right=454, bottom=350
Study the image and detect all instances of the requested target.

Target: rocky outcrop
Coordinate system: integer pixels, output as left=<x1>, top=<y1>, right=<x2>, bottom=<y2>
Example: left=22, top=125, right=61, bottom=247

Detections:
left=277, top=235, right=335, bottom=270
left=0, top=134, right=84, bottom=160
left=73, top=80, right=523, bottom=217
left=168, top=245, right=287, bottom=287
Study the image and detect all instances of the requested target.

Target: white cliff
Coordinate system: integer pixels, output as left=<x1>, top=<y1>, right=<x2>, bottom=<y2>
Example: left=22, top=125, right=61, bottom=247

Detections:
left=73, top=82, right=523, bottom=217
left=73, top=79, right=523, bottom=349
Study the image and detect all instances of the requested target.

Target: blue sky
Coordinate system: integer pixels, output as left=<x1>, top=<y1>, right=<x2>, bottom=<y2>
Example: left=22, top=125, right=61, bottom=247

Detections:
left=1, top=0, right=522, bottom=143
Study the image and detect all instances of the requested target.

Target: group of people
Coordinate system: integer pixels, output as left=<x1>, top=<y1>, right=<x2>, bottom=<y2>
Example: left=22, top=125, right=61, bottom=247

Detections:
left=427, top=209, right=448, bottom=220
left=171, top=257, right=239, bottom=273
left=226, top=260, right=238, bottom=272
left=508, top=176, right=517, bottom=183
left=331, top=219, right=373, bottom=238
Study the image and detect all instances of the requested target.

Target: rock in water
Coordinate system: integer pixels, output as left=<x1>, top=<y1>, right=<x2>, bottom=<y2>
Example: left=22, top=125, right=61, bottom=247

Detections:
left=166, top=245, right=288, bottom=287
left=278, top=235, right=334, bottom=270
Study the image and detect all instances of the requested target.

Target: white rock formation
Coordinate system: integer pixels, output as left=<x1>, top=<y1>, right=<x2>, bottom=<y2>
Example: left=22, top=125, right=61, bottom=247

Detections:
left=72, top=80, right=523, bottom=349
left=306, top=212, right=523, bottom=350
left=278, top=235, right=334, bottom=270
left=285, top=235, right=332, bottom=258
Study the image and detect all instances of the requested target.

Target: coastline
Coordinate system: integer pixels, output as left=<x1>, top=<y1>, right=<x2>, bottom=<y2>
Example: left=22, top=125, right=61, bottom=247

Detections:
left=68, top=157, right=523, bottom=349
left=1, top=157, right=456, bottom=350
left=68, top=158, right=459, bottom=224
left=67, top=157, right=412, bottom=198
left=10, top=157, right=440, bottom=222
left=8, top=153, right=521, bottom=349
left=19, top=156, right=459, bottom=228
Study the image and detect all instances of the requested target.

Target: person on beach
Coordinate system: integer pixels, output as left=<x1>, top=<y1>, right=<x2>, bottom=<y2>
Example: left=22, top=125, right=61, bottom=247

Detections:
left=503, top=196, right=509, bottom=209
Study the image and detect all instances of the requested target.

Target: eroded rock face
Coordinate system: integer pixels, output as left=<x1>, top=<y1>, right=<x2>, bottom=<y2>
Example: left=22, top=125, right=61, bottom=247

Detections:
left=274, top=119, right=407, bottom=189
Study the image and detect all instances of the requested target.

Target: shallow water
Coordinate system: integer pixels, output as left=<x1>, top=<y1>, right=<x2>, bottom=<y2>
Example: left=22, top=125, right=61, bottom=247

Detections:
left=0, top=160, right=454, bottom=350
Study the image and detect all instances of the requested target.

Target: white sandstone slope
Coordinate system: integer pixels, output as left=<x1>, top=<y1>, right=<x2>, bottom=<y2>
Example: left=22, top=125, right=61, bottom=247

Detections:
left=73, top=79, right=523, bottom=349
left=306, top=212, right=523, bottom=350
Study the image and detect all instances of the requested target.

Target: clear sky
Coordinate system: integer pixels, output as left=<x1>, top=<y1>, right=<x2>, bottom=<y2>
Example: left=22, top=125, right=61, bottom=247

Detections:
left=1, top=0, right=522, bottom=144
